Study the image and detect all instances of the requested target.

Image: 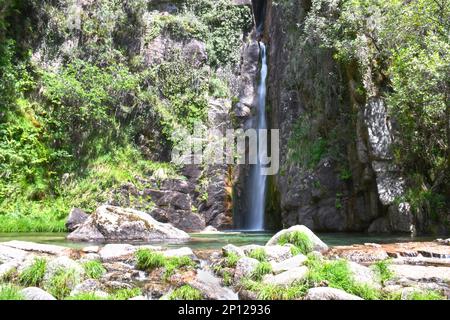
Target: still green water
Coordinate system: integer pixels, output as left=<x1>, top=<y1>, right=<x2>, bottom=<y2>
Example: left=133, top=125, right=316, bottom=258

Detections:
left=0, top=231, right=434, bottom=250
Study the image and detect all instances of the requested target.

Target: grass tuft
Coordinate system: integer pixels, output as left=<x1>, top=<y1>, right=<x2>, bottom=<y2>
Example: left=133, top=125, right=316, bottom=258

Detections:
left=19, top=258, right=47, bottom=287
left=167, top=285, right=203, bottom=300
left=278, top=231, right=313, bottom=255
left=0, top=284, right=24, bottom=300
left=83, top=260, right=106, bottom=280
left=248, top=248, right=267, bottom=262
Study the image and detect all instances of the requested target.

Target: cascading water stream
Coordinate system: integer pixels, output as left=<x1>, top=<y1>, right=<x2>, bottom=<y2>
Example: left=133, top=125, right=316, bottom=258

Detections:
left=246, top=42, right=268, bottom=231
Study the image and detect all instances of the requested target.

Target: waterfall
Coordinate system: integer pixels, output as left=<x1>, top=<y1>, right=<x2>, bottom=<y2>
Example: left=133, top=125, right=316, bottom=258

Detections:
left=246, top=42, right=268, bottom=231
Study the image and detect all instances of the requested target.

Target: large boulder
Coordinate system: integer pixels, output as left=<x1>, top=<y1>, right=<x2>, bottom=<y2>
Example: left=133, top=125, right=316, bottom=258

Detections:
left=66, top=208, right=89, bottom=232
left=67, top=205, right=190, bottom=242
left=304, top=287, right=364, bottom=300
left=266, top=225, right=328, bottom=252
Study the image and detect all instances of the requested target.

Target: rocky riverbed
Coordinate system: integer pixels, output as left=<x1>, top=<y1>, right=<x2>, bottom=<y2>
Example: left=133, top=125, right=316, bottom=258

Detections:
left=1, top=221, right=449, bottom=300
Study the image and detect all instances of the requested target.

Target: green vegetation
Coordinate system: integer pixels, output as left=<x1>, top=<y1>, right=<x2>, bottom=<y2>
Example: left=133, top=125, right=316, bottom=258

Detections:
left=0, top=284, right=24, bottom=300
left=0, top=0, right=251, bottom=231
left=224, top=252, right=240, bottom=268
left=66, top=292, right=107, bottom=300
left=372, top=259, right=393, bottom=285
left=408, top=290, right=446, bottom=301
left=242, top=254, right=381, bottom=300
left=18, top=258, right=47, bottom=287
left=44, top=268, right=80, bottom=300
left=241, top=278, right=308, bottom=300
left=278, top=231, right=314, bottom=255
left=135, top=249, right=196, bottom=280
left=288, top=116, right=328, bottom=168
left=305, top=254, right=380, bottom=300
left=109, top=288, right=142, bottom=300
left=251, top=262, right=273, bottom=281
left=302, top=0, right=450, bottom=224
left=83, top=260, right=106, bottom=280
left=248, top=248, right=267, bottom=262
left=222, top=270, right=233, bottom=286
left=167, top=285, right=203, bottom=300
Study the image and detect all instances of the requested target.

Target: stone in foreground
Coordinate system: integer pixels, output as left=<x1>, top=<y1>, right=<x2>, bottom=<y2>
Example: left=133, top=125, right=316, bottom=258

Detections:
left=266, top=225, right=328, bottom=252
left=67, top=205, right=190, bottom=242
left=304, top=287, right=364, bottom=300
left=263, top=266, right=308, bottom=287
left=21, top=287, right=57, bottom=300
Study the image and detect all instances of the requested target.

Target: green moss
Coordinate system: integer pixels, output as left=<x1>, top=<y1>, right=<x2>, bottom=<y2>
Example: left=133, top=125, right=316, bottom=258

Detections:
left=19, top=258, right=47, bottom=287
left=167, top=285, right=203, bottom=300
left=278, top=231, right=314, bottom=255
left=0, top=284, right=24, bottom=300
left=241, top=278, right=308, bottom=300
left=83, top=260, right=106, bottom=280
left=248, top=248, right=267, bottom=262
left=222, top=270, right=233, bottom=286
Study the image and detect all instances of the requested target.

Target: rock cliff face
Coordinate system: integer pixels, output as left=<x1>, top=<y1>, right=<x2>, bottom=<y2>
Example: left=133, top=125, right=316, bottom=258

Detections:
left=263, top=0, right=414, bottom=233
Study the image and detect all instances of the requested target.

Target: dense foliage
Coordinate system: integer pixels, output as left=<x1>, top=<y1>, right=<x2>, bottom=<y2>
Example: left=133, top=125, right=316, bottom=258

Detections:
left=285, top=0, right=449, bottom=225
left=0, top=0, right=249, bottom=231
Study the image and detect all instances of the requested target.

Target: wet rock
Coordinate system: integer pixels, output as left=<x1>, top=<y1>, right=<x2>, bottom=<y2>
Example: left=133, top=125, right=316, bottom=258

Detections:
left=79, top=253, right=101, bottom=263
left=99, top=244, right=136, bottom=262
left=262, top=266, right=308, bottom=287
left=66, top=208, right=89, bottom=232
left=0, top=245, right=28, bottom=263
left=200, top=226, right=220, bottom=234
left=266, top=225, right=328, bottom=252
left=163, top=247, right=196, bottom=259
left=189, top=269, right=238, bottom=300
left=70, top=279, right=103, bottom=296
left=21, top=287, right=56, bottom=300
left=271, top=254, right=307, bottom=274
left=234, top=257, right=259, bottom=281
left=67, top=205, right=190, bottom=242
left=82, top=246, right=100, bottom=253
left=1, top=241, right=67, bottom=256
left=304, top=287, right=364, bottom=300
left=390, top=265, right=450, bottom=284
